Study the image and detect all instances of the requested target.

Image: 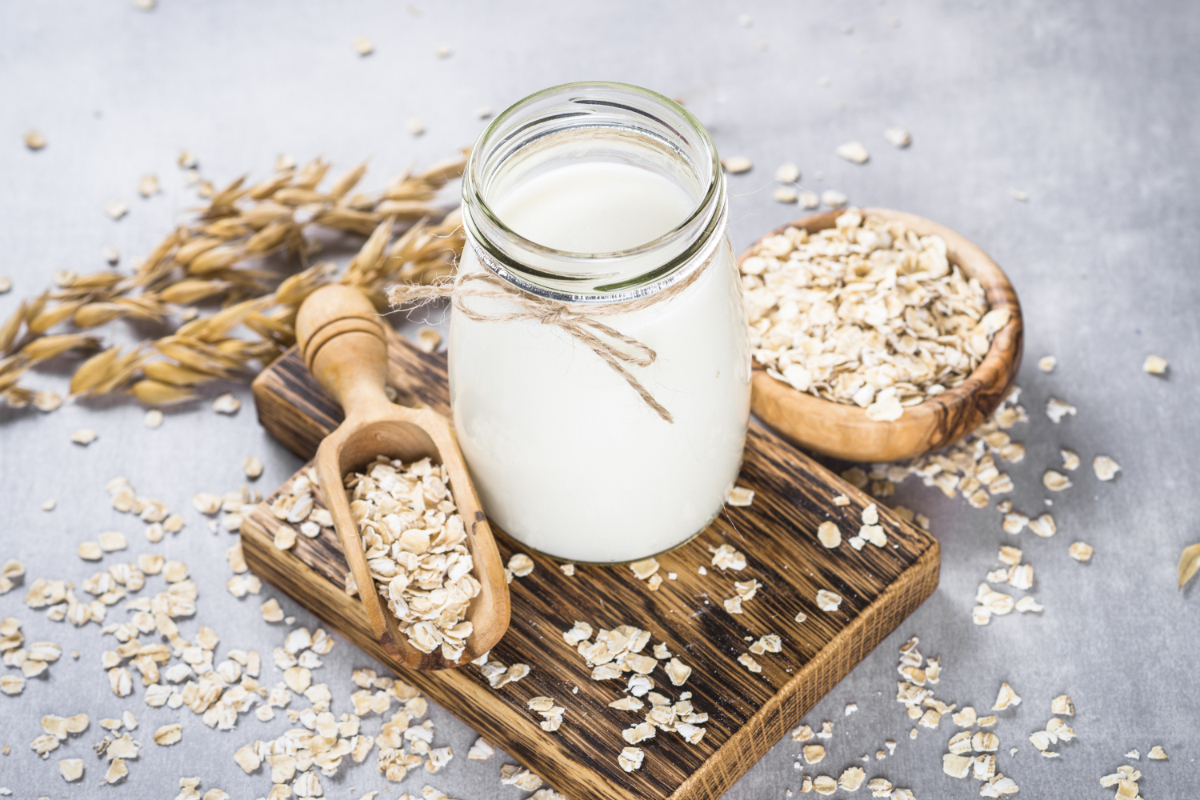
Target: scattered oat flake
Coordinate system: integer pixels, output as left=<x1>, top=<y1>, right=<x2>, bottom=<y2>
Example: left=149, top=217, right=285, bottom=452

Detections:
left=835, top=142, right=869, bottom=164
left=817, top=521, right=841, bottom=548
left=105, top=200, right=128, bottom=219
left=1149, top=745, right=1168, bottom=760
left=508, top=553, right=534, bottom=577
left=1046, top=397, right=1076, bottom=423
left=665, top=657, right=691, bottom=686
left=813, top=775, right=837, bottom=795
left=1143, top=355, right=1168, bottom=374
left=630, top=557, right=659, bottom=580
left=709, top=543, right=746, bottom=571
left=105, top=757, right=128, bottom=784
left=727, top=486, right=755, bottom=507
left=884, top=126, right=911, bottom=148
left=59, top=758, right=84, bottom=782
left=243, top=456, right=264, bottom=479
left=213, top=393, right=241, bottom=414
left=408, top=116, right=426, bottom=136
left=1050, top=695, right=1074, bottom=716
left=738, top=653, right=762, bottom=673
left=41, top=498, right=55, bottom=511
left=154, top=724, right=181, bottom=745
left=816, top=589, right=842, bottom=612
left=1043, top=470, right=1072, bottom=491
left=1038, top=355, right=1057, bottom=372
left=1009, top=188, right=1029, bottom=202
left=261, top=598, right=284, bottom=622
left=722, top=157, right=752, bottom=173
left=33, top=391, right=62, bottom=412
left=839, top=767, right=866, bottom=792
left=1068, top=541, right=1093, bottom=562
left=98, top=531, right=126, bottom=551
left=993, top=682, right=1021, bottom=710
left=800, top=190, right=820, bottom=209
left=618, top=746, right=644, bottom=772
left=138, top=174, right=159, bottom=197
left=1028, top=513, right=1056, bottom=538
left=775, top=162, right=800, bottom=183
left=354, top=37, right=374, bottom=55
left=71, top=428, right=98, bottom=445
left=24, top=129, right=46, bottom=150
left=1093, top=455, right=1120, bottom=481
left=414, top=327, right=442, bottom=353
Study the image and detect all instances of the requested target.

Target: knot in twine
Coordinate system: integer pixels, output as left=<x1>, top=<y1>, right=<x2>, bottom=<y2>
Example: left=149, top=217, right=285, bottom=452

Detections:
left=387, top=235, right=722, bottom=425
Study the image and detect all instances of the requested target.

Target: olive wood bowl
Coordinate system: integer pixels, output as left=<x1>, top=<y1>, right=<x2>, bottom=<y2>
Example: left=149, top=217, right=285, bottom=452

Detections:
left=743, top=208, right=1023, bottom=463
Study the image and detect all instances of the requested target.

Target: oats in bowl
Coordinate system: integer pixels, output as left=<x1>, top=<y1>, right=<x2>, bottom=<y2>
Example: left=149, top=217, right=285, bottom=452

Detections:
left=741, top=209, right=1011, bottom=422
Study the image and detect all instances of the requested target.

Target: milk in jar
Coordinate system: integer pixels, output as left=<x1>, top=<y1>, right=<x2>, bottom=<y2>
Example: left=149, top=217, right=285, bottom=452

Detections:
left=449, top=82, right=751, bottom=563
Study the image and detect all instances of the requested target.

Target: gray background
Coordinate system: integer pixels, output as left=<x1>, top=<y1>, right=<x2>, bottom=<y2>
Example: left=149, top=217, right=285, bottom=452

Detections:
left=1, top=0, right=1197, bottom=798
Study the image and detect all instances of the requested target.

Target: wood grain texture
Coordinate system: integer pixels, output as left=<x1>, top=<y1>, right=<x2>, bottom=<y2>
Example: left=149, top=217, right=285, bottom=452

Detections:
left=744, top=208, right=1024, bottom=463
left=245, top=331, right=941, bottom=800
left=292, top=284, right=509, bottom=670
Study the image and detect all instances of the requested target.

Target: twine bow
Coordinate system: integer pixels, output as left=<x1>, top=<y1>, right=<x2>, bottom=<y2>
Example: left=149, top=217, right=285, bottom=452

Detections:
left=388, top=270, right=676, bottom=422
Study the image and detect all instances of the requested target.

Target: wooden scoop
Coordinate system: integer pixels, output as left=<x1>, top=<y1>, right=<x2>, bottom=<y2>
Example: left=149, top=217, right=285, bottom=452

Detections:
left=295, top=284, right=509, bottom=671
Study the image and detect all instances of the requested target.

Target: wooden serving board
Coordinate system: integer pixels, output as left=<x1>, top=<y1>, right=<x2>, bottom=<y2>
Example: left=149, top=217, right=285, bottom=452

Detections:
left=242, top=328, right=940, bottom=800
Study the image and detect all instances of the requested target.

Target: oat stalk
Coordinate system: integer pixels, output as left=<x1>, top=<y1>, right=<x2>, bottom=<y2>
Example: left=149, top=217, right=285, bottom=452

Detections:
left=0, top=153, right=468, bottom=408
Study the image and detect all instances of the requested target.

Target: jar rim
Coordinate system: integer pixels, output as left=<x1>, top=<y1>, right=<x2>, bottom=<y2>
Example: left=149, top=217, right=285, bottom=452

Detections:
left=462, top=81, right=726, bottom=303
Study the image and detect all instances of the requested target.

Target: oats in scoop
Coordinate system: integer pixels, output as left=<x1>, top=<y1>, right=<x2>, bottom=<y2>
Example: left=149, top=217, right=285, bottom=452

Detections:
left=346, top=456, right=480, bottom=661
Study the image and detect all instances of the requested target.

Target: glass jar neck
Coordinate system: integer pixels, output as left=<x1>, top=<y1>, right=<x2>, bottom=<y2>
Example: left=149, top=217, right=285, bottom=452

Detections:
left=461, top=82, right=727, bottom=305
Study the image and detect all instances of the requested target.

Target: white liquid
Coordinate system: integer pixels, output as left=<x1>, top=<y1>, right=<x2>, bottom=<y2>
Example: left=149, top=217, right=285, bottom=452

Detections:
left=450, top=162, right=751, bottom=562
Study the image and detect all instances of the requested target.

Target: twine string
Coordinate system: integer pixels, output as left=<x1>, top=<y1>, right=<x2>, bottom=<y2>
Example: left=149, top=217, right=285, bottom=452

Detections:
left=387, top=217, right=725, bottom=425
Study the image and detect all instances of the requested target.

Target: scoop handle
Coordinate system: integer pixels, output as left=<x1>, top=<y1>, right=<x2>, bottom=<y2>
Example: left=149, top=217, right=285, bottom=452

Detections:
left=295, top=284, right=394, bottom=421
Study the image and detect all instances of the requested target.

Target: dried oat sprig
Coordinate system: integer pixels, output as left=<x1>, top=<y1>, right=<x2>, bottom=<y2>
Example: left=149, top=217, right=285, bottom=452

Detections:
left=0, top=153, right=468, bottom=408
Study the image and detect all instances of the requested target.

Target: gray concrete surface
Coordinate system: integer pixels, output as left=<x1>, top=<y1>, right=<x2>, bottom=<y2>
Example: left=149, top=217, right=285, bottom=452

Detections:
left=2, top=1, right=1197, bottom=797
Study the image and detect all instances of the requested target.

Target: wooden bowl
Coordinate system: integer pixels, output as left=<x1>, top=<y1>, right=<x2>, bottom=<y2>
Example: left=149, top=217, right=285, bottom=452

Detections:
left=743, top=208, right=1023, bottom=463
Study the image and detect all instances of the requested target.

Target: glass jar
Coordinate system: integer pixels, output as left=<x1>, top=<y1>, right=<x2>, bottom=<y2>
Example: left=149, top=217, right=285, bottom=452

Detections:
left=449, top=81, right=750, bottom=563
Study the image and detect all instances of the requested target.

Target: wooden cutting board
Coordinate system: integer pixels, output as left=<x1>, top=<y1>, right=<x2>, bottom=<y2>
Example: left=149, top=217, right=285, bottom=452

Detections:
left=242, top=328, right=940, bottom=800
